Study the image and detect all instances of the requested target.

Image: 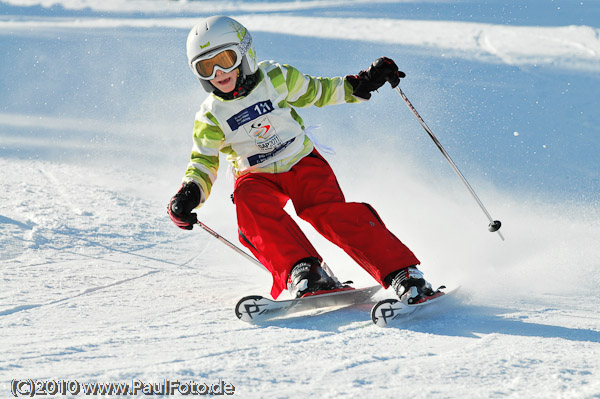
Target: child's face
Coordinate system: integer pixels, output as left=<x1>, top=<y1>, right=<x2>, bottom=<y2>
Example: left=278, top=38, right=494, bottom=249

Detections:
left=210, top=69, right=238, bottom=93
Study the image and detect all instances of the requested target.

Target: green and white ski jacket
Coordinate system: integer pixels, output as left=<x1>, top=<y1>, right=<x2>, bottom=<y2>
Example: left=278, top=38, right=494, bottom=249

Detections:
left=183, top=60, right=362, bottom=206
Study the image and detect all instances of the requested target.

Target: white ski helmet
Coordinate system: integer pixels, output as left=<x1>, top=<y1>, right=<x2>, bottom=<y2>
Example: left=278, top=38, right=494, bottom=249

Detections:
left=186, top=16, right=258, bottom=93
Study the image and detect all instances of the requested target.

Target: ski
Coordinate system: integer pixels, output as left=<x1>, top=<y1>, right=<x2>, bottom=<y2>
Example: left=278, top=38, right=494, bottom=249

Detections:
left=371, top=286, right=460, bottom=327
left=235, top=285, right=383, bottom=323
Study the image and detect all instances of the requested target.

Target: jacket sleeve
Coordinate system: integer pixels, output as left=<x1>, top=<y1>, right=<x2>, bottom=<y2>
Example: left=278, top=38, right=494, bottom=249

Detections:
left=183, top=109, right=224, bottom=207
left=273, top=63, right=363, bottom=108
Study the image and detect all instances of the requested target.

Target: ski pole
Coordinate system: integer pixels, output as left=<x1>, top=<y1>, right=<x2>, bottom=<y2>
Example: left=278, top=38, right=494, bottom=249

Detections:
left=195, top=220, right=269, bottom=273
left=395, top=86, right=505, bottom=241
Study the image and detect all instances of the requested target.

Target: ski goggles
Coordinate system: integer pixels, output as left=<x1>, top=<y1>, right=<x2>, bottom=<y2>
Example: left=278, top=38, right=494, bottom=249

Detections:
left=191, top=46, right=242, bottom=80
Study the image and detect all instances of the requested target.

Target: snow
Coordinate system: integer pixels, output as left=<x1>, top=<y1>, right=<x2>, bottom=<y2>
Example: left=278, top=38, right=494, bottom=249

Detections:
left=1, top=0, right=599, bottom=398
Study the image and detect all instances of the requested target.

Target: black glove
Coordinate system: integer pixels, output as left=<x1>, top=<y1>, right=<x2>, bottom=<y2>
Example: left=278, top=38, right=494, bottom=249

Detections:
left=346, top=57, right=406, bottom=100
left=168, top=181, right=201, bottom=230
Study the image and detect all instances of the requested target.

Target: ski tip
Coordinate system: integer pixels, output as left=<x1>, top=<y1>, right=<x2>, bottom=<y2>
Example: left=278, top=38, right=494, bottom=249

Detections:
left=235, top=295, right=267, bottom=322
left=370, top=284, right=460, bottom=327
left=371, top=299, right=405, bottom=328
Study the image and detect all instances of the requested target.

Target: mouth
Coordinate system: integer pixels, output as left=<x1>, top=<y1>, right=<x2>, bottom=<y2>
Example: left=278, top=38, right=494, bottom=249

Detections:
left=215, top=77, right=232, bottom=85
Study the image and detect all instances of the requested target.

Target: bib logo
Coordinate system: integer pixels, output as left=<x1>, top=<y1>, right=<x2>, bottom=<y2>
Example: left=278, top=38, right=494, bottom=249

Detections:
left=244, top=116, right=281, bottom=152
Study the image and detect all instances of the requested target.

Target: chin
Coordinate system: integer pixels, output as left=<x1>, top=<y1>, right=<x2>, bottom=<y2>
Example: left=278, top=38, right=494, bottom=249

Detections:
left=219, top=85, right=235, bottom=93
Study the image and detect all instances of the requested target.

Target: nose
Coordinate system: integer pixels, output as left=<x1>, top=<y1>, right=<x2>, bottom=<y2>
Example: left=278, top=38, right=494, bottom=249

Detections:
left=215, top=69, right=225, bottom=77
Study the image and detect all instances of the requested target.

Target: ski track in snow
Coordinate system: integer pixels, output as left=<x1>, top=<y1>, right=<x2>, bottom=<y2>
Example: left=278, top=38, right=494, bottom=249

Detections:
left=1, top=1, right=600, bottom=398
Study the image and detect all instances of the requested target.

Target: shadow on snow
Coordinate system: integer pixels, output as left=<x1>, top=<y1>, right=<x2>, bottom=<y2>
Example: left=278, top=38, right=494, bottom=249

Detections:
left=251, top=296, right=600, bottom=344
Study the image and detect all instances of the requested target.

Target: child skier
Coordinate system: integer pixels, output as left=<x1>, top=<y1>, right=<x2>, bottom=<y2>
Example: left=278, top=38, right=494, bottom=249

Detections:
left=168, top=15, right=438, bottom=304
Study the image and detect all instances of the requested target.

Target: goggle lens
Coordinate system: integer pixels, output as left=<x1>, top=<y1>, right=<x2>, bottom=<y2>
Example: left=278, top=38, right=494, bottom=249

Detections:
left=195, top=50, right=239, bottom=78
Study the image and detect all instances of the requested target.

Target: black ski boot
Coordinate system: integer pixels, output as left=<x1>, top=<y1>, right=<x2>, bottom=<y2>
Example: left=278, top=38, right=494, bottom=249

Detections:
left=388, top=266, right=436, bottom=305
left=287, top=257, right=342, bottom=298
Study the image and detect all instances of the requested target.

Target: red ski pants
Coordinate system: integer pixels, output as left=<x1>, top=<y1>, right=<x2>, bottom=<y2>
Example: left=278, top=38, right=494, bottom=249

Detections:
left=234, top=150, right=420, bottom=299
